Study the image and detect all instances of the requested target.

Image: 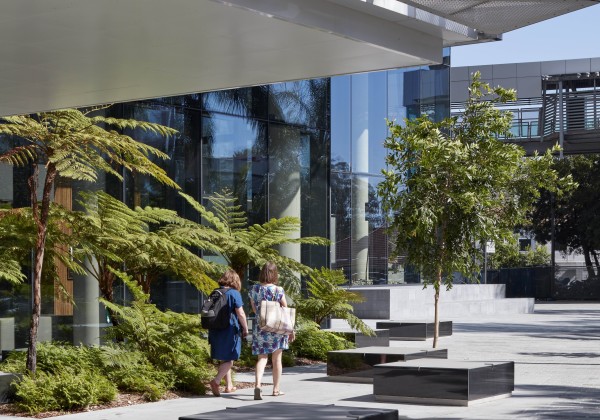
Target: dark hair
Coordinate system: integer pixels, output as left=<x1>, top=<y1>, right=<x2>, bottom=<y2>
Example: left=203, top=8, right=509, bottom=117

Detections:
left=218, top=269, right=241, bottom=291
left=259, top=262, right=278, bottom=285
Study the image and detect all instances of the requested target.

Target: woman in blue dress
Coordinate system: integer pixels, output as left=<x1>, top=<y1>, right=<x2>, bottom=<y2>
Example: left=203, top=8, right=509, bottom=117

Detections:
left=208, top=269, right=249, bottom=397
left=249, top=262, right=295, bottom=400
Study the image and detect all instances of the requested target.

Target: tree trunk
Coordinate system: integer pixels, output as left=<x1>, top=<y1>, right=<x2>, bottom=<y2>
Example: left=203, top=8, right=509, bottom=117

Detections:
left=26, top=164, right=57, bottom=374
left=433, top=270, right=441, bottom=349
left=583, top=247, right=595, bottom=278
left=98, top=265, right=124, bottom=329
left=592, top=250, right=600, bottom=276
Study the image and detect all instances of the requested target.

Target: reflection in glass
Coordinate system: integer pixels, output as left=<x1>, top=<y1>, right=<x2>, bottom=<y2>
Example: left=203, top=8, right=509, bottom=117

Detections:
left=203, top=86, right=268, bottom=120
left=269, top=124, right=329, bottom=271
left=269, top=79, right=329, bottom=129
left=331, top=61, right=449, bottom=285
left=201, top=114, right=267, bottom=226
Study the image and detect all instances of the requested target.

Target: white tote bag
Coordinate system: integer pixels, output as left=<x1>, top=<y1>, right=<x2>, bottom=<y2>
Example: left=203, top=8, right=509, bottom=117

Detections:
left=259, top=300, right=296, bottom=335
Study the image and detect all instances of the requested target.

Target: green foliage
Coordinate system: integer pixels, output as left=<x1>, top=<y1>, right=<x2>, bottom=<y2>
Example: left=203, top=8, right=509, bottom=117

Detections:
left=101, top=271, right=216, bottom=394
left=0, top=107, right=181, bottom=373
left=69, top=191, right=219, bottom=310
left=13, top=372, right=60, bottom=414
left=0, top=109, right=179, bottom=187
left=237, top=343, right=257, bottom=368
left=180, top=189, right=329, bottom=293
left=0, top=206, right=84, bottom=285
left=94, top=346, right=173, bottom=401
left=290, top=321, right=353, bottom=361
left=531, top=154, right=599, bottom=274
left=14, top=370, right=117, bottom=414
left=488, top=236, right=550, bottom=269
left=295, top=268, right=373, bottom=336
left=378, top=72, right=567, bottom=291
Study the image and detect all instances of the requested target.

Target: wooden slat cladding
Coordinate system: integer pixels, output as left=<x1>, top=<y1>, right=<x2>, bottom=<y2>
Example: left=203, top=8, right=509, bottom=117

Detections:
left=53, top=184, right=73, bottom=316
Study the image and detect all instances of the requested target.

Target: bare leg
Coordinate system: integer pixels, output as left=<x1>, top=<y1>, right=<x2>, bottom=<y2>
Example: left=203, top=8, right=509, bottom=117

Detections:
left=271, top=349, right=283, bottom=394
left=210, top=360, right=233, bottom=396
left=225, top=364, right=234, bottom=391
left=255, top=354, right=268, bottom=388
left=214, top=360, right=233, bottom=385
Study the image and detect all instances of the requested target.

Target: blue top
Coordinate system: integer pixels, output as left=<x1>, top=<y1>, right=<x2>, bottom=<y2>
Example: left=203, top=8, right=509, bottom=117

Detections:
left=208, top=288, right=243, bottom=361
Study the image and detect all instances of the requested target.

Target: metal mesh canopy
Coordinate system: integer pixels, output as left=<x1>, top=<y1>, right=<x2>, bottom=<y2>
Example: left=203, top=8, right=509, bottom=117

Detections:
left=400, top=0, right=599, bottom=34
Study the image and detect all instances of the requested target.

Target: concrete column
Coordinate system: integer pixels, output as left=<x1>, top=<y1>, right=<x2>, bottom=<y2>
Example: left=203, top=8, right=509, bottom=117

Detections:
left=72, top=257, right=102, bottom=345
left=351, top=75, right=370, bottom=284
left=269, top=127, right=302, bottom=265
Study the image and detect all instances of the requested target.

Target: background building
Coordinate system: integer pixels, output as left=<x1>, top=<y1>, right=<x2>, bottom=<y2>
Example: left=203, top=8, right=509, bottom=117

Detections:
left=451, top=57, right=600, bottom=298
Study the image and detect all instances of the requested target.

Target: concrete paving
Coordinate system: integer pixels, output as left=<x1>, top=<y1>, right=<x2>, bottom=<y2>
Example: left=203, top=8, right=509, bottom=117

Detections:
left=2, top=302, right=599, bottom=419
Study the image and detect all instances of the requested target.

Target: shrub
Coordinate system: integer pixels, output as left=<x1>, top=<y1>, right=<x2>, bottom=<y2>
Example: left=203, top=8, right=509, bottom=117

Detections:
left=294, top=268, right=373, bottom=336
left=14, top=370, right=117, bottom=415
left=95, top=346, right=173, bottom=401
left=13, top=372, right=59, bottom=414
left=290, top=321, right=353, bottom=361
left=101, top=273, right=216, bottom=394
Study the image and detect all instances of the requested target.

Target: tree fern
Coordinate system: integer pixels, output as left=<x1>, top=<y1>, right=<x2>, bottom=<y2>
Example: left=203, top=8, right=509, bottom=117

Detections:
left=0, top=107, right=180, bottom=374
left=295, top=268, right=373, bottom=336
left=69, top=191, right=221, bottom=326
left=179, top=189, right=329, bottom=293
left=100, top=270, right=215, bottom=393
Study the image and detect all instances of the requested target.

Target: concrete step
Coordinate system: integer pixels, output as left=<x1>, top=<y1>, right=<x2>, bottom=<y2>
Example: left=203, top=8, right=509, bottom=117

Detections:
left=348, top=284, right=533, bottom=320
left=331, top=298, right=534, bottom=328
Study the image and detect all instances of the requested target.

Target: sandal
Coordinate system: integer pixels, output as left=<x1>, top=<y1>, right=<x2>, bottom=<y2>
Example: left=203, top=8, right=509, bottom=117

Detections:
left=254, top=387, right=263, bottom=400
left=223, top=387, right=237, bottom=393
left=209, top=380, right=221, bottom=397
left=272, top=390, right=285, bottom=396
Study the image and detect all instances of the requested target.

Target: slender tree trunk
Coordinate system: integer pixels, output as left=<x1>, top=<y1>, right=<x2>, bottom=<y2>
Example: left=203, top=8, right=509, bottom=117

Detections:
left=99, top=266, right=119, bottom=327
left=583, top=247, right=595, bottom=278
left=433, top=270, right=441, bottom=349
left=592, top=250, right=600, bottom=276
left=27, top=163, right=57, bottom=374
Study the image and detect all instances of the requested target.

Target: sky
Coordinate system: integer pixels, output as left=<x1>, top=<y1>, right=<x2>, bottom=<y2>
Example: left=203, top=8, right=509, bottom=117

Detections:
left=451, top=4, right=600, bottom=67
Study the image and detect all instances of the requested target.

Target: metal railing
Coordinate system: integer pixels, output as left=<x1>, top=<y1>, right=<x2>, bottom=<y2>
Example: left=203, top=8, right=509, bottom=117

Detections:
left=542, top=90, right=600, bottom=137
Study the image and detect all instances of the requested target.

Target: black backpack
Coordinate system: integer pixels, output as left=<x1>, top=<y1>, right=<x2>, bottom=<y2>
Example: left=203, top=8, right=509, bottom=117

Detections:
left=201, top=288, right=231, bottom=330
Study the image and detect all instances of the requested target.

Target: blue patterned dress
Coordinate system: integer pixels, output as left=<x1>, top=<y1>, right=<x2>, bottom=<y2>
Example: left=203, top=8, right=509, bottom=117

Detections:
left=249, top=283, right=289, bottom=355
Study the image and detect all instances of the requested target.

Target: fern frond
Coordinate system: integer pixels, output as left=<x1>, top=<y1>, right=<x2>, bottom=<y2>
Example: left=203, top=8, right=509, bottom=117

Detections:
left=0, top=145, right=39, bottom=166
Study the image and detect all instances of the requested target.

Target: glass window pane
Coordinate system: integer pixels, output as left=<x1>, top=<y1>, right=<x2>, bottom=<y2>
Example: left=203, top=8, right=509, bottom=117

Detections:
left=203, top=87, right=268, bottom=120
left=202, top=114, right=268, bottom=226
left=331, top=75, right=352, bottom=171
left=351, top=71, right=388, bottom=177
left=269, top=79, right=328, bottom=129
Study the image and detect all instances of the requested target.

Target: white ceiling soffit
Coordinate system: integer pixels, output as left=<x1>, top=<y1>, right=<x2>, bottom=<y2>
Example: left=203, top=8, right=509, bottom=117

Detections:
left=0, top=0, right=484, bottom=117
left=399, top=0, right=600, bottom=36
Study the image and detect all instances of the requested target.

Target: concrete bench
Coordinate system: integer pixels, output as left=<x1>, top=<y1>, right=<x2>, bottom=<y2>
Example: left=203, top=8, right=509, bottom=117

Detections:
left=324, top=328, right=390, bottom=347
left=375, top=321, right=452, bottom=341
left=0, top=372, right=20, bottom=403
left=327, top=346, right=448, bottom=383
left=373, top=359, right=514, bottom=406
left=179, top=402, right=398, bottom=420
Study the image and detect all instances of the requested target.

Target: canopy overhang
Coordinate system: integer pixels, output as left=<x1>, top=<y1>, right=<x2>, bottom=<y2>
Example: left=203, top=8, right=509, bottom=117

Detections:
left=0, top=0, right=596, bottom=116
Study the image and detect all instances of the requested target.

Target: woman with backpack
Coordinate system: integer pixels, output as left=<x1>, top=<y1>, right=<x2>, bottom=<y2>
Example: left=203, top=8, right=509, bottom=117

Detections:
left=208, top=269, right=249, bottom=397
left=248, top=262, right=295, bottom=400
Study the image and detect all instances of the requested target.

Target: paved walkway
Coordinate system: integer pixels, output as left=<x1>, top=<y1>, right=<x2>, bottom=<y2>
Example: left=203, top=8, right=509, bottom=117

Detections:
left=2, top=302, right=599, bottom=419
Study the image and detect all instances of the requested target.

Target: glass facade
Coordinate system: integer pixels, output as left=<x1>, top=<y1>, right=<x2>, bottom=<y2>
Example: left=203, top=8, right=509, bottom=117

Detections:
left=330, top=53, right=450, bottom=285
left=0, top=53, right=449, bottom=347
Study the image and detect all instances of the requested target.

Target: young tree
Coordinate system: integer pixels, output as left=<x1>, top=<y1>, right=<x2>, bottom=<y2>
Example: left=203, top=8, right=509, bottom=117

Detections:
left=0, top=108, right=179, bottom=374
left=378, top=73, right=568, bottom=347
